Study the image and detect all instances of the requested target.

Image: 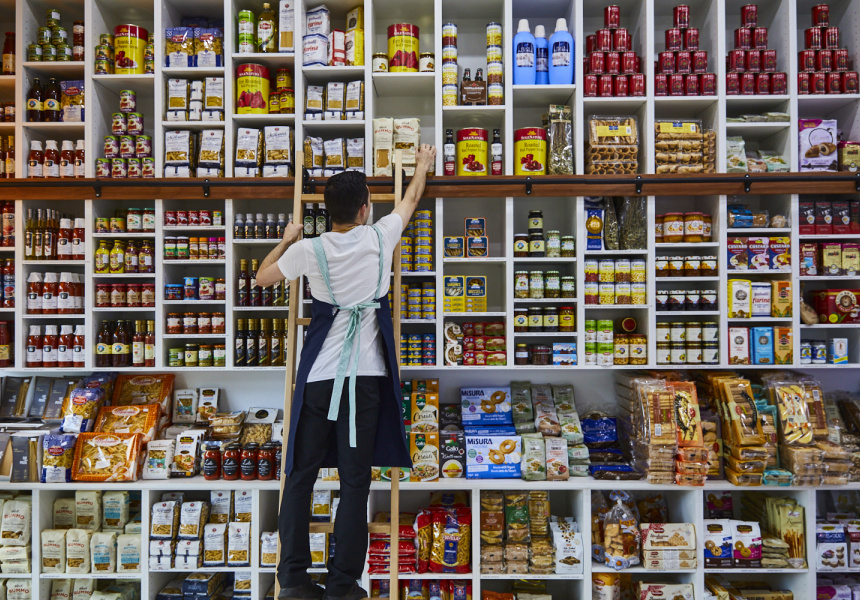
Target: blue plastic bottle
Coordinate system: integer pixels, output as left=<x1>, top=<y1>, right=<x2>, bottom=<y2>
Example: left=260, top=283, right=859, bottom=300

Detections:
left=535, top=25, right=549, bottom=85
left=513, top=19, right=536, bottom=85
left=549, top=18, right=574, bottom=85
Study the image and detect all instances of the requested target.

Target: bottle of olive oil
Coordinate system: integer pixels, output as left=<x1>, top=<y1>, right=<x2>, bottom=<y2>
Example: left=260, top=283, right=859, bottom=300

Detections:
left=257, top=3, right=277, bottom=53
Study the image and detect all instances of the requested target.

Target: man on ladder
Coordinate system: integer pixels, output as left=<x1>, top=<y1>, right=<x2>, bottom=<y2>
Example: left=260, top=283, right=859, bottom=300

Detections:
left=256, top=144, right=437, bottom=600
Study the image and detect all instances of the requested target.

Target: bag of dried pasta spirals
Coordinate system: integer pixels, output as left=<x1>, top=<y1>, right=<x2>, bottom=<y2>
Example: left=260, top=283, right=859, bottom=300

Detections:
left=429, top=507, right=471, bottom=573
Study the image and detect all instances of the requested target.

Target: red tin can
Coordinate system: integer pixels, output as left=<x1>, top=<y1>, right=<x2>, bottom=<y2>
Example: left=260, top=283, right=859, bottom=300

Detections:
left=843, top=71, right=859, bottom=93
left=806, top=27, right=822, bottom=49
left=798, top=72, right=811, bottom=94
left=755, top=72, right=770, bottom=94
left=199, top=210, right=212, bottom=226
left=685, top=74, right=699, bottom=95
left=634, top=55, right=641, bottom=72
left=669, top=73, right=685, bottom=95
left=658, top=51, right=675, bottom=73
left=701, top=73, right=716, bottom=95
left=827, top=71, right=842, bottom=93
left=771, top=71, right=787, bottom=94
left=621, top=51, right=637, bottom=73
left=753, top=27, right=768, bottom=49
left=666, top=28, right=683, bottom=51
left=596, top=29, right=612, bottom=51
left=728, top=49, right=746, bottom=72
left=741, top=4, right=758, bottom=28
left=176, top=210, right=188, bottom=226
left=740, top=72, right=756, bottom=94
left=734, top=28, right=752, bottom=49
left=188, top=210, right=200, bottom=226
left=630, top=73, right=645, bottom=95
left=655, top=74, right=668, bottom=95
left=825, top=27, right=839, bottom=49
left=586, top=35, right=596, bottom=54
left=588, top=52, right=605, bottom=74
left=812, top=4, right=830, bottom=26
left=674, top=5, right=690, bottom=28
left=726, top=72, right=740, bottom=94
left=746, top=50, right=761, bottom=73
left=599, top=74, right=614, bottom=96
left=817, top=49, right=833, bottom=72
left=693, top=50, right=708, bottom=73
left=811, top=71, right=827, bottom=93
left=835, top=49, right=849, bottom=71
left=762, top=49, right=777, bottom=72
left=606, top=52, right=620, bottom=74
left=613, top=74, right=629, bottom=96
left=164, top=210, right=177, bottom=226
left=584, top=74, right=599, bottom=96
left=676, top=51, right=692, bottom=74
left=684, top=28, right=699, bottom=51
left=799, top=49, right=816, bottom=71
left=613, top=28, right=630, bottom=52
left=604, top=5, right=621, bottom=28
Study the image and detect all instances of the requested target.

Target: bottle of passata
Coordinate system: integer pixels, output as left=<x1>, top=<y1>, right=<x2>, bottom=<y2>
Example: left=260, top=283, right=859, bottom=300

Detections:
left=57, top=324, right=74, bottom=367
left=73, top=139, right=85, bottom=178
left=60, top=140, right=74, bottom=178
left=41, top=272, right=58, bottom=314
left=5, top=135, right=14, bottom=178
left=57, top=218, right=72, bottom=259
left=0, top=321, right=10, bottom=367
left=41, top=324, right=58, bottom=367
left=27, top=324, right=42, bottom=368
left=28, top=140, right=43, bottom=178
left=73, top=324, right=85, bottom=367
left=72, top=218, right=85, bottom=260
left=57, top=272, right=75, bottom=314
left=43, top=140, right=59, bottom=178
left=27, top=272, right=42, bottom=315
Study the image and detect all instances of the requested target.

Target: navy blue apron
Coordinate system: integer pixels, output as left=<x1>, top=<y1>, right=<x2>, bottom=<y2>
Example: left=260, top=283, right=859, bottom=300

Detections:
left=283, top=225, right=411, bottom=477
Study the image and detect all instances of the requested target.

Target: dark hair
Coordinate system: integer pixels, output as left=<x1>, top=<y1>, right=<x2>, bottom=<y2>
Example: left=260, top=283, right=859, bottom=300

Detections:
left=324, top=171, right=369, bottom=224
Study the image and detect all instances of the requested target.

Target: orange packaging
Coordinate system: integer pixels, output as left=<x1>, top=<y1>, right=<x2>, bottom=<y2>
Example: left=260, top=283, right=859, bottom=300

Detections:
left=112, top=374, right=175, bottom=413
left=71, top=432, right=143, bottom=482
left=94, top=403, right=161, bottom=442
left=669, top=381, right=703, bottom=447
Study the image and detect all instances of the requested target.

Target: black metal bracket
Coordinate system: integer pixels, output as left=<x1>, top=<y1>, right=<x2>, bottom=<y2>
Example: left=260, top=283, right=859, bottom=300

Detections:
left=93, top=183, right=101, bottom=198
left=525, top=177, right=533, bottom=195
left=635, top=176, right=643, bottom=195
left=744, top=174, right=752, bottom=193
left=202, top=179, right=210, bottom=198
left=855, top=173, right=860, bottom=191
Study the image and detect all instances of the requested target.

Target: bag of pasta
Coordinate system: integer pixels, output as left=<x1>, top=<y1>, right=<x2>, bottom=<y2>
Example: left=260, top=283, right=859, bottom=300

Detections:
left=603, top=490, right=640, bottom=570
left=71, top=432, right=143, bottom=482
left=61, top=385, right=108, bottom=433
left=94, top=404, right=160, bottom=443
left=112, top=374, right=175, bottom=412
left=429, top=507, right=470, bottom=573
left=42, top=434, right=77, bottom=483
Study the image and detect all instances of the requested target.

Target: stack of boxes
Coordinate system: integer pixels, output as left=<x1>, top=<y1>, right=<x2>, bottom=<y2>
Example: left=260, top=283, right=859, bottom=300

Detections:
left=583, top=6, right=646, bottom=97
left=302, top=5, right=364, bottom=67
left=655, top=4, right=716, bottom=96
left=798, top=3, right=859, bottom=94
left=444, top=217, right=489, bottom=259
left=725, top=4, right=788, bottom=95
left=443, top=321, right=506, bottom=366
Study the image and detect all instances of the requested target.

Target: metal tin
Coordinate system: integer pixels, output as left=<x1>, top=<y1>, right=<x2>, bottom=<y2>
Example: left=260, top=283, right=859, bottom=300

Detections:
left=741, top=4, right=758, bottom=27
left=604, top=5, right=621, bottom=28
left=805, top=27, right=822, bottom=49
left=812, top=4, right=830, bottom=27
left=674, top=5, right=690, bottom=28
left=613, top=29, right=629, bottom=52
left=486, top=22, right=502, bottom=47
left=666, top=28, right=682, bottom=52
left=486, top=45, right=503, bottom=63
left=734, top=27, right=751, bottom=50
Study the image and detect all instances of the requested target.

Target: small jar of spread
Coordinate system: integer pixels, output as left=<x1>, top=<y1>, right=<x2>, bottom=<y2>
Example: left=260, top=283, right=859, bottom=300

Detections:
left=655, top=214, right=664, bottom=242
left=531, top=344, right=551, bottom=365
left=685, top=322, right=702, bottom=343
left=515, top=343, right=529, bottom=365
left=515, top=271, right=529, bottom=298
left=614, top=334, right=629, bottom=365
left=215, top=278, right=227, bottom=300
left=183, top=312, right=198, bottom=334
left=514, top=234, right=529, bottom=257
left=168, top=347, right=184, bottom=366
left=214, top=345, right=227, bottom=367
left=670, top=343, right=687, bottom=365
left=529, top=271, right=544, bottom=299
left=166, top=313, right=181, bottom=334
left=110, top=283, right=127, bottom=307
left=197, top=314, right=212, bottom=335
left=700, top=291, right=717, bottom=311
left=668, top=290, right=685, bottom=311
left=528, top=210, right=544, bottom=232
left=656, top=290, right=669, bottom=311
left=670, top=322, right=686, bottom=343
left=684, top=291, right=700, bottom=310
left=212, top=313, right=226, bottom=334
left=687, top=343, right=702, bottom=365
left=703, top=215, right=712, bottom=241
left=683, top=212, right=704, bottom=242
left=656, top=342, right=671, bottom=365
left=656, top=323, right=671, bottom=342
left=561, top=276, right=575, bottom=298
left=683, top=258, right=701, bottom=277
left=528, top=307, right=543, bottom=331
left=702, top=322, right=719, bottom=343
left=142, top=283, right=156, bottom=306
left=700, top=256, right=717, bottom=277
left=126, top=283, right=141, bottom=307
left=198, top=344, right=214, bottom=367
left=703, top=343, right=719, bottom=365
left=514, top=308, right=528, bottom=332
left=655, top=258, right=669, bottom=277
left=629, top=335, right=647, bottom=365
left=95, top=283, right=111, bottom=307
left=529, top=233, right=545, bottom=257
left=184, top=343, right=199, bottom=366
left=668, top=256, right=684, bottom=275
left=662, top=212, right=684, bottom=243
left=542, top=307, right=559, bottom=332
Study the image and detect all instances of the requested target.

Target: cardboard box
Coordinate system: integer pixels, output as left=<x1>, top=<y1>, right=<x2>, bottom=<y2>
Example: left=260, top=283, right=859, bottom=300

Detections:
left=409, top=432, right=439, bottom=482
left=774, top=327, right=792, bottom=365
left=799, top=119, right=838, bottom=172
left=443, top=237, right=464, bottom=258
left=771, top=281, right=791, bottom=318
left=747, top=237, right=770, bottom=270
left=816, top=289, right=860, bottom=324
left=843, top=243, right=860, bottom=276
left=816, top=200, right=834, bottom=234
left=729, top=327, right=750, bottom=365
left=818, top=523, right=848, bottom=570
left=800, top=243, right=818, bottom=276
left=822, top=242, right=843, bottom=276
left=641, top=523, right=697, bottom=550
left=460, top=387, right=511, bottom=426
left=751, top=326, right=774, bottom=365
left=464, top=218, right=486, bottom=238
left=466, top=236, right=488, bottom=258
left=727, top=237, right=748, bottom=270
left=442, top=276, right=464, bottom=313
left=465, top=435, right=521, bottom=479
left=799, top=200, right=816, bottom=235
left=439, top=432, right=465, bottom=478
left=769, top=236, right=790, bottom=270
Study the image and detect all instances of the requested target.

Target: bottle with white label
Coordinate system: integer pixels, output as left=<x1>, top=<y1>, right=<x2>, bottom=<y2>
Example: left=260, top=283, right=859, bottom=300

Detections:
left=491, top=129, right=503, bottom=176
left=60, top=140, right=74, bottom=178
left=443, top=129, right=455, bottom=176
left=535, top=25, right=549, bottom=85
left=513, top=19, right=536, bottom=85
left=549, top=18, right=574, bottom=85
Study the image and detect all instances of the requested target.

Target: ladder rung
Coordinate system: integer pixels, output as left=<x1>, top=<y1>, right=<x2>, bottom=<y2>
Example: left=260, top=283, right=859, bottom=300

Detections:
left=308, top=523, right=334, bottom=534
left=367, top=523, right=393, bottom=534
left=371, top=194, right=396, bottom=202
left=297, top=318, right=311, bottom=326
left=301, top=194, right=326, bottom=202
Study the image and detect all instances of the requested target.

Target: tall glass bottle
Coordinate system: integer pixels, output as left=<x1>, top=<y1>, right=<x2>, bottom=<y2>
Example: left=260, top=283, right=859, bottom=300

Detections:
left=237, top=258, right=250, bottom=306
left=43, top=78, right=61, bottom=122
left=26, top=78, right=42, bottom=122
left=256, top=3, right=277, bottom=52
left=111, top=320, right=131, bottom=367
left=235, top=318, right=246, bottom=367
left=249, top=258, right=261, bottom=306
left=144, top=320, right=155, bottom=367
left=95, top=320, right=113, bottom=367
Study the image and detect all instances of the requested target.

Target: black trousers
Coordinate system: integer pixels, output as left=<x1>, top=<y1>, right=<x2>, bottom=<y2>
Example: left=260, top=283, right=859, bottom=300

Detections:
left=278, top=376, right=382, bottom=595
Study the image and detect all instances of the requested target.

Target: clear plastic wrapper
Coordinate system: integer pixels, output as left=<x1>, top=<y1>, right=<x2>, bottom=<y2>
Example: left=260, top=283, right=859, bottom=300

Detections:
left=603, top=491, right=640, bottom=569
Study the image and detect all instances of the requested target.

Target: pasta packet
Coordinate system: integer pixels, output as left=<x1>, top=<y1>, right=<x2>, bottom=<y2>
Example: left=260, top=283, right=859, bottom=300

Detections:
left=90, top=531, right=117, bottom=572
left=227, top=522, right=251, bottom=567
left=61, top=385, right=107, bottom=433
left=260, top=532, right=278, bottom=568
left=603, top=490, right=640, bottom=570
left=203, top=522, right=227, bottom=566
left=41, top=434, right=77, bottom=483
left=198, top=129, right=225, bottom=170
left=65, top=528, right=92, bottom=573
left=41, top=529, right=66, bottom=573
left=142, top=440, right=175, bottom=480
left=53, top=498, right=75, bottom=530
left=0, top=500, right=31, bottom=545
left=60, top=80, right=85, bottom=122
left=94, top=404, right=160, bottom=442
left=71, top=433, right=143, bottom=482
left=165, top=27, right=194, bottom=67
left=112, top=374, right=175, bottom=412
left=235, top=127, right=262, bottom=169
left=103, top=490, right=130, bottom=530
left=429, top=507, right=470, bottom=573
left=178, top=501, right=210, bottom=539
left=117, top=533, right=141, bottom=572
left=193, top=27, right=223, bottom=67
left=150, top=501, right=179, bottom=540
left=75, top=490, right=102, bottom=530
left=209, top=491, right=232, bottom=523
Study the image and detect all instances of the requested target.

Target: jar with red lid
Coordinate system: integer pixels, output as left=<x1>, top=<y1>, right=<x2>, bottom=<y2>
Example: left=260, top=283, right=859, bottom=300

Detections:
left=240, top=443, right=259, bottom=480
left=126, top=283, right=141, bottom=306
left=166, top=313, right=182, bottom=334
left=203, top=442, right=222, bottom=480
left=222, top=443, right=240, bottom=480
left=143, top=208, right=156, bottom=231
left=142, top=283, right=155, bottom=306
left=198, top=313, right=212, bottom=334
left=258, top=442, right=275, bottom=480
left=95, top=283, right=111, bottom=307
left=183, top=312, right=198, bottom=334
left=110, top=283, right=127, bottom=307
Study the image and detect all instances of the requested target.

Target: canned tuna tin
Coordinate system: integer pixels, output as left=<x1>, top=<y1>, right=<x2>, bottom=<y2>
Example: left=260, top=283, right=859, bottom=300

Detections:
left=119, top=89, right=136, bottom=112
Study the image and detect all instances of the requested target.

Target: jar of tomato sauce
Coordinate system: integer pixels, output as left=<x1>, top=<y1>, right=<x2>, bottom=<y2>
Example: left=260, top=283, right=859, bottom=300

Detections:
left=202, top=442, right=222, bottom=480
left=240, top=443, right=259, bottom=480
left=222, top=443, right=240, bottom=480
left=257, top=442, right=275, bottom=480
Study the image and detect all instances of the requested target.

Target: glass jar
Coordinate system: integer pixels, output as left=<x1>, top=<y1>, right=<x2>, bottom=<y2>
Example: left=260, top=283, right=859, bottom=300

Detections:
left=240, top=443, right=259, bottom=480
left=686, top=322, right=702, bottom=343
left=529, top=271, right=544, bottom=299
left=669, top=322, right=686, bottom=343
left=142, top=283, right=156, bottom=306
left=203, top=442, right=222, bottom=480
left=126, top=284, right=141, bottom=307
left=654, top=214, right=664, bottom=242
left=168, top=347, right=184, bottom=366
left=214, top=345, right=226, bottom=367
left=528, top=307, right=543, bottom=331
left=166, top=313, right=182, bottom=334
left=656, top=290, right=668, bottom=311
left=703, top=215, right=712, bottom=241
left=215, top=278, right=227, bottom=300
left=198, top=314, right=212, bottom=335
left=683, top=258, right=701, bottom=277
left=629, top=335, right=647, bottom=364
left=198, top=344, right=213, bottom=367
left=614, top=334, right=629, bottom=365
left=560, top=236, right=575, bottom=257
left=662, top=212, right=684, bottom=243
left=656, top=322, right=670, bottom=342
left=684, top=292, right=700, bottom=310
left=703, top=343, right=719, bottom=365
left=515, top=343, right=529, bottom=365
left=514, top=308, right=528, bottom=332
left=655, top=258, right=669, bottom=277
left=212, top=312, right=226, bottom=334
left=513, top=234, right=528, bottom=257
left=542, top=307, right=558, bottom=332
left=222, top=443, right=241, bottom=480
left=687, top=342, right=702, bottom=364
left=184, top=343, right=199, bottom=366
left=561, top=276, right=575, bottom=298
left=559, top=306, right=575, bottom=332
left=546, top=230, right=561, bottom=257
left=683, top=212, right=704, bottom=242
left=670, top=343, right=687, bottom=365
left=258, top=442, right=275, bottom=480
left=545, top=271, right=560, bottom=298
left=95, top=283, right=110, bottom=307
left=702, top=322, right=719, bottom=343
left=528, top=210, right=543, bottom=233
left=143, top=208, right=156, bottom=231
left=531, top=344, right=551, bottom=365
left=183, top=312, right=198, bottom=334
left=656, top=342, right=671, bottom=365
left=700, top=256, right=717, bottom=277
left=668, top=256, right=684, bottom=275
left=176, top=236, right=189, bottom=259
left=700, top=291, right=717, bottom=311
left=529, top=233, right=545, bottom=257
left=126, top=208, right=142, bottom=231
left=515, top=271, right=529, bottom=298
left=163, top=237, right=177, bottom=259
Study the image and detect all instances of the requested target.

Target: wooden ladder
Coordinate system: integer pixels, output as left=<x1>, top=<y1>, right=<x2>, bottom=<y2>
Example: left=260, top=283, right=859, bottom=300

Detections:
left=276, top=150, right=405, bottom=597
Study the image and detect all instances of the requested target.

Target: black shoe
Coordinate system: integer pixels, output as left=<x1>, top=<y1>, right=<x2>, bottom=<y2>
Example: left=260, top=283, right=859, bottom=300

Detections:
left=322, top=583, right=368, bottom=600
left=278, top=582, right=325, bottom=600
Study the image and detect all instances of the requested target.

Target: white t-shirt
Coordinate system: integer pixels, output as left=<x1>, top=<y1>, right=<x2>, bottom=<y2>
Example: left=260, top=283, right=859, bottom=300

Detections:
left=277, top=213, right=403, bottom=382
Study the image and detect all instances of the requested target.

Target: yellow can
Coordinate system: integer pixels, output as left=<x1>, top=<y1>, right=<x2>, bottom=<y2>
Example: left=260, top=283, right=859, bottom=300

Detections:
left=388, top=24, right=419, bottom=72
left=514, top=127, right=547, bottom=175
left=236, top=63, right=270, bottom=114
left=114, top=24, right=148, bottom=74
left=456, top=128, right=488, bottom=176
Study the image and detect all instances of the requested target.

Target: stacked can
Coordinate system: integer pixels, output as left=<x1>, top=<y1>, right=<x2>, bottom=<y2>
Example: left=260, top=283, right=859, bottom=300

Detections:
left=798, top=4, right=859, bottom=94
left=30, top=9, right=82, bottom=63
left=400, top=333, right=436, bottom=366
left=583, top=6, right=646, bottom=97
left=400, top=281, right=435, bottom=321
left=583, top=319, right=613, bottom=365
left=441, top=23, right=458, bottom=106
left=98, top=89, right=154, bottom=179
left=655, top=5, right=716, bottom=96
left=583, top=257, right=647, bottom=305
left=725, top=4, right=788, bottom=95
left=401, top=210, right=433, bottom=273
left=486, top=22, right=504, bottom=105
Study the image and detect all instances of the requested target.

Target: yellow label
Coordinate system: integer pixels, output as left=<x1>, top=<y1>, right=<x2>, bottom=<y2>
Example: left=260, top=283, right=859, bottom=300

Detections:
left=658, top=121, right=698, bottom=134
left=596, top=125, right=632, bottom=137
